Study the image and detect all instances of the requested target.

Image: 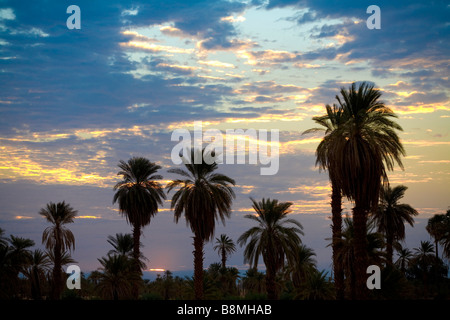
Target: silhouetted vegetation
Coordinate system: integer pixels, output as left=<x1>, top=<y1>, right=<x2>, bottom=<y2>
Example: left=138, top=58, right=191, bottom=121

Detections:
left=1, top=82, right=449, bottom=300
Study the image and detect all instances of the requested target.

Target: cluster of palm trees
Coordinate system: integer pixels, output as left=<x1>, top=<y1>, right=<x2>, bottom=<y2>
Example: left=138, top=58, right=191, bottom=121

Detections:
left=0, top=201, right=77, bottom=299
left=1, top=82, right=449, bottom=300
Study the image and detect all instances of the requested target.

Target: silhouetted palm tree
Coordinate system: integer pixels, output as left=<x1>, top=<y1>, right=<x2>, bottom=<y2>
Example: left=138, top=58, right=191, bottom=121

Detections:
left=395, top=244, right=413, bottom=274
left=24, top=249, right=51, bottom=300
left=97, top=254, right=137, bottom=300
left=113, top=157, right=165, bottom=298
left=371, top=184, right=418, bottom=265
left=238, top=198, right=303, bottom=299
left=106, top=233, right=147, bottom=270
left=167, top=148, right=235, bottom=300
left=441, top=210, right=450, bottom=259
left=287, top=244, right=317, bottom=290
left=335, top=217, right=384, bottom=299
left=39, top=201, right=77, bottom=299
left=324, top=82, right=405, bottom=298
left=296, top=270, right=335, bottom=300
left=242, top=267, right=266, bottom=296
left=213, top=234, right=236, bottom=269
left=426, top=209, right=450, bottom=259
left=302, top=103, right=347, bottom=299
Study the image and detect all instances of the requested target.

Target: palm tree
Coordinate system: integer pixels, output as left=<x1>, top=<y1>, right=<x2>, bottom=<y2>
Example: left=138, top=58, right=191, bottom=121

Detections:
left=213, top=234, right=236, bottom=269
left=113, top=157, right=166, bottom=298
left=302, top=103, right=347, bottom=299
left=426, top=209, right=450, bottom=258
left=335, top=217, right=385, bottom=299
left=24, top=249, right=51, bottom=300
left=395, top=245, right=413, bottom=274
left=296, top=270, right=335, bottom=300
left=238, top=198, right=303, bottom=299
left=371, top=184, right=418, bottom=265
left=106, top=233, right=147, bottom=270
left=3, top=235, right=34, bottom=298
left=322, top=82, right=405, bottom=298
left=39, top=201, right=77, bottom=299
left=287, top=244, right=317, bottom=290
left=441, top=210, right=450, bottom=259
left=167, top=148, right=236, bottom=300
left=411, top=241, right=437, bottom=296
left=97, top=254, right=137, bottom=300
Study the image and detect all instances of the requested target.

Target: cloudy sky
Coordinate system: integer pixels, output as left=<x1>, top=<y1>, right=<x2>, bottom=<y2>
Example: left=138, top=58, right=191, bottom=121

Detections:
left=0, top=0, right=449, bottom=274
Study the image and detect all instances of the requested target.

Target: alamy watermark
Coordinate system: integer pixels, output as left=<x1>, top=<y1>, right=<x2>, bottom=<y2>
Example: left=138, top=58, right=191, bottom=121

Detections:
left=366, top=265, right=381, bottom=290
left=66, top=264, right=81, bottom=289
left=366, top=5, right=381, bottom=29
left=170, top=121, right=280, bottom=175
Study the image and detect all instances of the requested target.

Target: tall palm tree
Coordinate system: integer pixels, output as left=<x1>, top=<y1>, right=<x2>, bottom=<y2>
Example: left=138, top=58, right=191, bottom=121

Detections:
left=238, top=198, right=303, bottom=299
left=302, top=103, right=347, bottom=299
left=167, top=148, right=235, bottom=300
left=39, top=201, right=77, bottom=299
left=371, top=184, right=418, bottom=265
left=113, top=157, right=166, bottom=298
left=324, top=82, right=405, bottom=298
left=213, top=234, right=236, bottom=269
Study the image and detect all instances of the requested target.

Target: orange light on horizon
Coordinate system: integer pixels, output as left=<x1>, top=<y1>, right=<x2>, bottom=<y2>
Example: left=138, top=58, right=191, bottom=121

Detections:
left=149, top=268, right=166, bottom=272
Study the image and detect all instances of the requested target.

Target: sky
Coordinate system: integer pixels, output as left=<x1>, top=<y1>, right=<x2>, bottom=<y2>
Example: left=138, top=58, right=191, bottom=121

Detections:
left=0, top=0, right=449, bottom=275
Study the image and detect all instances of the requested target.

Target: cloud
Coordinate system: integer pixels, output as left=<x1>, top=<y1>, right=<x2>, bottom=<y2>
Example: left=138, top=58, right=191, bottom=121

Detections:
left=0, top=8, right=15, bottom=20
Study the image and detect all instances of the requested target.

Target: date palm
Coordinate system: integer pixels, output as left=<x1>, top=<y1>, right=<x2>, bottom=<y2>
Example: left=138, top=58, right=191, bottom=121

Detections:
left=371, top=184, right=418, bottom=265
left=325, top=82, right=405, bottom=298
left=113, top=157, right=165, bottom=298
left=39, top=201, right=77, bottom=299
left=287, top=244, right=317, bottom=289
left=426, top=209, right=450, bottom=259
left=213, top=234, right=236, bottom=269
left=24, top=249, right=51, bottom=300
left=395, top=245, right=413, bottom=274
left=238, top=198, right=303, bottom=299
left=335, top=217, right=384, bottom=299
left=167, top=148, right=235, bottom=300
left=97, top=254, right=138, bottom=300
left=302, top=103, right=347, bottom=299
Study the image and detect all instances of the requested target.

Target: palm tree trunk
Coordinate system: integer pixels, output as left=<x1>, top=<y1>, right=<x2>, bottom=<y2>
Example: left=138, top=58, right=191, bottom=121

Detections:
left=265, top=262, right=277, bottom=300
left=331, top=182, right=344, bottom=299
left=386, top=232, right=394, bottom=265
left=435, top=239, right=439, bottom=259
left=52, top=242, right=62, bottom=300
left=193, top=233, right=204, bottom=300
left=353, top=205, right=368, bottom=299
left=132, top=223, right=142, bottom=299
left=221, top=248, right=226, bottom=269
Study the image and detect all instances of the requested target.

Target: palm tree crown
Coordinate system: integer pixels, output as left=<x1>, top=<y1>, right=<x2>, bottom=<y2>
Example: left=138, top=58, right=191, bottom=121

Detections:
left=40, top=201, right=77, bottom=252
left=113, top=157, right=166, bottom=227
left=167, top=149, right=236, bottom=241
left=371, top=184, right=418, bottom=264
